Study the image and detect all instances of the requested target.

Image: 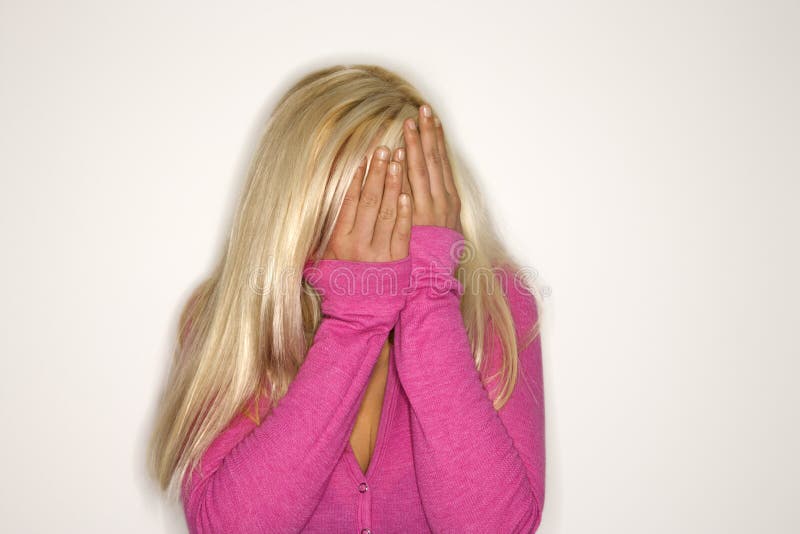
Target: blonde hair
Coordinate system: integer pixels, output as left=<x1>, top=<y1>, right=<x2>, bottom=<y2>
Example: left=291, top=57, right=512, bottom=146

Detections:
left=146, top=64, right=542, bottom=500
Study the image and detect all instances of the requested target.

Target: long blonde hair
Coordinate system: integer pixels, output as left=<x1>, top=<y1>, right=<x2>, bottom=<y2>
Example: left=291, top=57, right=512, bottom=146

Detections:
left=146, top=64, right=541, bottom=500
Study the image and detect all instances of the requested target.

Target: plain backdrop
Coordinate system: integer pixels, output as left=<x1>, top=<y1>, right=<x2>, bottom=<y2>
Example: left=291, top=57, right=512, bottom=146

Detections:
left=1, top=1, right=798, bottom=533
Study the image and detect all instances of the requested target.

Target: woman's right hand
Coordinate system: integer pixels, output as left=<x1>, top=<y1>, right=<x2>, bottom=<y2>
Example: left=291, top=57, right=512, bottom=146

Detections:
left=322, top=145, right=411, bottom=262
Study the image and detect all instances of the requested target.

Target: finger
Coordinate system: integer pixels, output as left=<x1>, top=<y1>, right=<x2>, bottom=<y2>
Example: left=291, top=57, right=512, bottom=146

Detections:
left=433, top=116, right=462, bottom=231
left=391, top=193, right=412, bottom=260
left=394, top=147, right=411, bottom=197
left=403, top=117, right=432, bottom=208
left=418, top=104, right=447, bottom=206
left=434, top=116, right=456, bottom=196
left=372, top=159, right=402, bottom=252
left=353, top=145, right=390, bottom=242
left=335, top=156, right=367, bottom=236
left=395, top=148, right=414, bottom=221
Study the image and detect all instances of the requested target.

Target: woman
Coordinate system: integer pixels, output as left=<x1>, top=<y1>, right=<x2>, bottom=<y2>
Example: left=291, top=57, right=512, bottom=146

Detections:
left=147, top=64, right=545, bottom=533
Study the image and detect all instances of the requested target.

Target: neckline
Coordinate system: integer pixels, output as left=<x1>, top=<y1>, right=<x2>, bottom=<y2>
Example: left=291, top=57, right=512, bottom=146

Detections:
left=344, top=341, right=398, bottom=481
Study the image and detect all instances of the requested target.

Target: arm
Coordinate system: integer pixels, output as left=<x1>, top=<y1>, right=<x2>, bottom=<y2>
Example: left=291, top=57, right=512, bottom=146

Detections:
left=393, top=224, right=545, bottom=533
left=181, top=256, right=411, bottom=533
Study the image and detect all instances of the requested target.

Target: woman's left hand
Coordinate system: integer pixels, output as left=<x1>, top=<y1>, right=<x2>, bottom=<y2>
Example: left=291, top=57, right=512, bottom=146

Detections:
left=401, top=104, right=463, bottom=234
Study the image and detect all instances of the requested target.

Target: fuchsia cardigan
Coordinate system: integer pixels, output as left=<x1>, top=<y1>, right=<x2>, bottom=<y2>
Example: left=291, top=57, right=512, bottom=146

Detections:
left=181, top=225, right=545, bottom=533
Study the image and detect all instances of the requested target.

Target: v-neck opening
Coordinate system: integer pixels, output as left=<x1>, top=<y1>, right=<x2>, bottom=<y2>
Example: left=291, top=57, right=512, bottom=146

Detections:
left=345, top=341, right=397, bottom=481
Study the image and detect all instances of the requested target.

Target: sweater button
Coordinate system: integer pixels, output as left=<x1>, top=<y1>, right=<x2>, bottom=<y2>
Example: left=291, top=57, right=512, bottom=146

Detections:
left=360, top=529, right=372, bottom=534
left=358, top=482, right=369, bottom=493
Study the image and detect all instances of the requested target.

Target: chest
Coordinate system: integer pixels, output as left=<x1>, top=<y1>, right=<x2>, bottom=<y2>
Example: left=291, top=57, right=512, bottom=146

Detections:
left=348, top=339, right=392, bottom=474
left=304, top=370, right=430, bottom=532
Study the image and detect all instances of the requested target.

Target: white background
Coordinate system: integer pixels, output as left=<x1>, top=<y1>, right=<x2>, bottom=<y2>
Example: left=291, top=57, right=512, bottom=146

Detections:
left=1, top=1, right=798, bottom=532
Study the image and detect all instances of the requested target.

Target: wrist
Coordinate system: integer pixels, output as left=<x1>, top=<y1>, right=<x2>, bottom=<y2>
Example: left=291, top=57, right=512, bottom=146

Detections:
left=303, top=255, right=412, bottom=319
left=408, top=225, right=466, bottom=298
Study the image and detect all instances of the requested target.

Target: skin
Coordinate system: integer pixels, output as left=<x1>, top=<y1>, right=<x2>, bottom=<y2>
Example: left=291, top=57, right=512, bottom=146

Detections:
left=322, top=103, right=463, bottom=473
left=321, top=103, right=462, bottom=262
left=401, top=103, right=463, bottom=234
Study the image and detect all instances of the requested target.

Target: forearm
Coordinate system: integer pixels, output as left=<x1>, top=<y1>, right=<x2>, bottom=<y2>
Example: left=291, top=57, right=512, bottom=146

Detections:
left=182, top=256, right=411, bottom=533
left=393, top=225, right=543, bottom=532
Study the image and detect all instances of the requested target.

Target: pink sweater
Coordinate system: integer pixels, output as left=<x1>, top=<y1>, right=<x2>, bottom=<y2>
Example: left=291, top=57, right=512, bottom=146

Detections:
left=181, top=225, right=545, bottom=533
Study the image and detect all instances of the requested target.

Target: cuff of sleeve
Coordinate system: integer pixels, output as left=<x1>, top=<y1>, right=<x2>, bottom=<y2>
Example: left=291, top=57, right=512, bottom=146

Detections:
left=303, top=255, right=412, bottom=322
left=408, top=225, right=466, bottom=298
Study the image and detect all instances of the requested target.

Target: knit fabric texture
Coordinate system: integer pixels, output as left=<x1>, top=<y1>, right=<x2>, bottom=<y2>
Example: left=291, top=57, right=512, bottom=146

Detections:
left=180, top=224, right=545, bottom=533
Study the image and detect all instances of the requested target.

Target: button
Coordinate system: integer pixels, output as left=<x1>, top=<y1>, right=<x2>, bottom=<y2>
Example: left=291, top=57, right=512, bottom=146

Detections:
left=360, top=529, right=372, bottom=534
left=358, top=482, right=369, bottom=493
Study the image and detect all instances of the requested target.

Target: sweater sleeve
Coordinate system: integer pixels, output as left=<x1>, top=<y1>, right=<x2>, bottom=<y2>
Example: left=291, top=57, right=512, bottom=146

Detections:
left=392, top=225, right=545, bottom=533
left=181, top=255, right=412, bottom=534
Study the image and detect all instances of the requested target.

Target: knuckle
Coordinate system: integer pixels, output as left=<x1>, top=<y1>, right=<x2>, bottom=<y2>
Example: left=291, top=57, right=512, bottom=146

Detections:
left=329, top=232, right=347, bottom=247
left=415, top=197, right=433, bottom=211
left=328, top=233, right=343, bottom=247
left=360, top=192, right=381, bottom=208
left=425, top=148, right=442, bottom=166
left=331, top=242, right=350, bottom=258
left=394, top=228, right=410, bottom=241
left=378, top=206, right=395, bottom=221
left=384, top=173, right=400, bottom=189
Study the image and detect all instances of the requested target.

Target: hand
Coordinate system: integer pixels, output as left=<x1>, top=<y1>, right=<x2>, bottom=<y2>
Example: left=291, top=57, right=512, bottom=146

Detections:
left=322, top=145, right=411, bottom=262
left=402, top=104, right=463, bottom=234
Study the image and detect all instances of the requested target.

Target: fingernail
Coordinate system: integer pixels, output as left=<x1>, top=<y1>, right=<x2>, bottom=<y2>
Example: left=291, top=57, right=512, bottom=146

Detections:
left=389, top=162, right=400, bottom=174
left=406, top=118, right=417, bottom=131
left=376, top=147, right=389, bottom=160
left=434, top=116, right=441, bottom=128
left=421, top=104, right=432, bottom=118
left=397, top=148, right=405, bottom=161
